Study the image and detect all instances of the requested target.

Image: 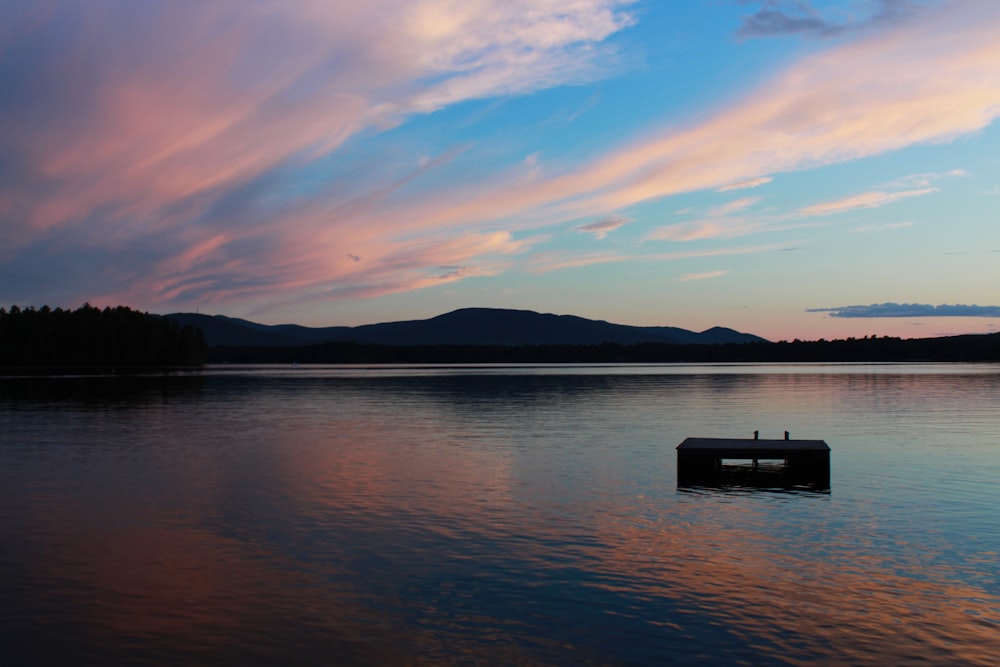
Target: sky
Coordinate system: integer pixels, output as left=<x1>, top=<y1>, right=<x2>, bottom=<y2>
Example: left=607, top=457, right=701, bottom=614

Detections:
left=2, top=0, right=999, bottom=341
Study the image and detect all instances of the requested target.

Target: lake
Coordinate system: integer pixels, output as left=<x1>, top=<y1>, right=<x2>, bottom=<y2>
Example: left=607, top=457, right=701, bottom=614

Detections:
left=1, top=363, right=998, bottom=665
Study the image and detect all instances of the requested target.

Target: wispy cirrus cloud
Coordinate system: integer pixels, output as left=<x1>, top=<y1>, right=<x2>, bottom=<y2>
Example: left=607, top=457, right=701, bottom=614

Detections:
left=679, top=270, right=729, bottom=282
left=797, top=188, right=937, bottom=217
left=645, top=218, right=750, bottom=242
left=3, top=0, right=1000, bottom=319
left=648, top=179, right=932, bottom=243
left=717, top=177, right=772, bottom=192
left=888, top=169, right=967, bottom=188
left=808, top=303, right=1000, bottom=317
left=645, top=196, right=799, bottom=242
left=0, top=0, right=633, bottom=310
left=527, top=242, right=789, bottom=273
left=711, top=197, right=761, bottom=216
left=493, top=0, right=1000, bottom=226
left=851, top=221, right=914, bottom=233
left=644, top=198, right=764, bottom=242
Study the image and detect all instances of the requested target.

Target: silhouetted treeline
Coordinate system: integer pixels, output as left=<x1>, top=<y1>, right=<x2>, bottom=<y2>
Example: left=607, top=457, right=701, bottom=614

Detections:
left=0, top=304, right=206, bottom=367
left=209, top=332, right=1000, bottom=364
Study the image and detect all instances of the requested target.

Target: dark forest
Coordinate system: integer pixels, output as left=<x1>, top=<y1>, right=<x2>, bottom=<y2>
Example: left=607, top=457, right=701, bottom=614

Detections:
left=209, top=332, right=1000, bottom=364
left=0, top=304, right=206, bottom=368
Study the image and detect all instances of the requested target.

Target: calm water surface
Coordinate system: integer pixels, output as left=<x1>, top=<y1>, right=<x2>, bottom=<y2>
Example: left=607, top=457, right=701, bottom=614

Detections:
left=1, top=363, right=998, bottom=665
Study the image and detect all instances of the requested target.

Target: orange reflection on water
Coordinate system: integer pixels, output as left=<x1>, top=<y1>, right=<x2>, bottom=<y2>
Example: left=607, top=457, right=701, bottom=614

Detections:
left=22, top=490, right=422, bottom=663
left=10, top=372, right=999, bottom=665
left=276, top=411, right=521, bottom=523
left=591, top=494, right=1000, bottom=666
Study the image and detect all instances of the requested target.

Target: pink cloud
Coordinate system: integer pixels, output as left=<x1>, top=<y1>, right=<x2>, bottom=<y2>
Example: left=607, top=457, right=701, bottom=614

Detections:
left=709, top=197, right=761, bottom=217
left=645, top=183, right=929, bottom=242
left=562, top=2, right=1000, bottom=215
left=0, top=0, right=632, bottom=311
left=678, top=270, right=728, bottom=282
left=365, top=0, right=1000, bottom=237
left=2, top=1, right=632, bottom=234
left=153, top=228, right=525, bottom=312
left=717, top=177, right=773, bottom=192
left=4, top=0, right=1000, bottom=318
left=850, top=221, right=914, bottom=233
left=797, top=188, right=937, bottom=216
left=645, top=220, right=734, bottom=243
left=527, top=242, right=789, bottom=274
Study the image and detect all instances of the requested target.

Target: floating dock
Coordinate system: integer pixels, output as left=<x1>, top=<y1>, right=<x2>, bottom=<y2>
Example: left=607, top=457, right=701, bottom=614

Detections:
left=677, top=433, right=829, bottom=488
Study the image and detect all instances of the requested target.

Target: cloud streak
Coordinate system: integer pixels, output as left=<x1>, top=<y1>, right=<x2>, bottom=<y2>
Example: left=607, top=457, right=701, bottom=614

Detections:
left=2, top=0, right=1000, bottom=319
left=738, top=1, right=844, bottom=39
left=809, top=303, right=1000, bottom=318
left=737, top=0, right=926, bottom=40
left=797, top=188, right=937, bottom=216
left=678, top=270, right=728, bottom=282
left=576, top=215, right=632, bottom=239
left=551, top=0, right=1000, bottom=217
left=0, top=0, right=632, bottom=310
left=408, top=0, right=998, bottom=247
left=526, top=242, right=789, bottom=273
left=717, top=177, right=772, bottom=192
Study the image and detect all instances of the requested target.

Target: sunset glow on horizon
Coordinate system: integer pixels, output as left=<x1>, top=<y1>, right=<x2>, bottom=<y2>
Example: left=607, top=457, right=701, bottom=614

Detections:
left=3, top=0, right=1000, bottom=341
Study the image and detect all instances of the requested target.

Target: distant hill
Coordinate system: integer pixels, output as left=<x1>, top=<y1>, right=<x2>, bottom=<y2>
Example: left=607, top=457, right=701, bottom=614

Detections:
left=164, top=308, right=769, bottom=348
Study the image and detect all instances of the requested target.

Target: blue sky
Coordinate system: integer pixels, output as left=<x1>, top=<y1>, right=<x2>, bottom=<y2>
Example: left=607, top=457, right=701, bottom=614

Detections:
left=2, top=0, right=999, bottom=340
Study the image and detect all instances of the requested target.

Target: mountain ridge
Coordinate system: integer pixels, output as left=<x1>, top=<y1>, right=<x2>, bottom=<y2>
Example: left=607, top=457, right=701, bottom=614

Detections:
left=164, top=307, right=769, bottom=348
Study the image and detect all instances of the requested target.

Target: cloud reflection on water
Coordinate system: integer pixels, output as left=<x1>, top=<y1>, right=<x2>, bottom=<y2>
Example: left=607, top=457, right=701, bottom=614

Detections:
left=2, top=368, right=999, bottom=664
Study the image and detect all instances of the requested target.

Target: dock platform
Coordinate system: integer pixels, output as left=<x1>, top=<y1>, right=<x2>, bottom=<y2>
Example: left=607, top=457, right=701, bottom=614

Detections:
left=677, top=435, right=830, bottom=488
